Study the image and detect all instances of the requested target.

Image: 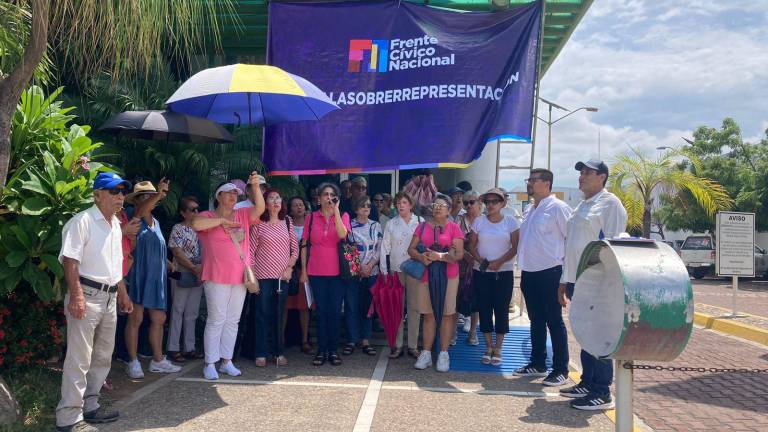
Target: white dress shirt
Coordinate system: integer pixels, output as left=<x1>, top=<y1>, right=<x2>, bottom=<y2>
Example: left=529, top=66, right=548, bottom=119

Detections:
left=234, top=199, right=253, bottom=210
left=561, top=189, right=627, bottom=284
left=518, top=195, right=572, bottom=272
left=59, top=205, right=124, bottom=286
left=380, top=213, right=423, bottom=274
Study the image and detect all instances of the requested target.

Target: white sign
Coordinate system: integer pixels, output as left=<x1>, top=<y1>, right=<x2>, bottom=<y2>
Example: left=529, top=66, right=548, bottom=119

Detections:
left=717, top=212, right=755, bottom=276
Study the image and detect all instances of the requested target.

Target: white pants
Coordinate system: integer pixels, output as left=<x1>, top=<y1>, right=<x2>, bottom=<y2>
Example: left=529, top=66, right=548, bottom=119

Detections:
left=167, top=279, right=203, bottom=352
left=203, top=281, right=246, bottom=364
left=56, top=287, right=116, bottom=427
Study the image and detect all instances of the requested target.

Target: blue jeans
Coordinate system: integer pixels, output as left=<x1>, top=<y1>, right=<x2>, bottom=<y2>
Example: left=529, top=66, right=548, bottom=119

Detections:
left=309, top=276, right=346, bottom=354
left=521, top=266, right=569, bottom=374
left=566, top=282, right=613, bottom=395
left=253, top=279, right=289, bottom=358
left=346, top=275, right=376, bottom=343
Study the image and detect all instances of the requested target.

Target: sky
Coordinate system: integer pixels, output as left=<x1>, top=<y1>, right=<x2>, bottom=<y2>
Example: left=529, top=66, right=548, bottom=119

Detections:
left=498, top=0, right=768, bottom=192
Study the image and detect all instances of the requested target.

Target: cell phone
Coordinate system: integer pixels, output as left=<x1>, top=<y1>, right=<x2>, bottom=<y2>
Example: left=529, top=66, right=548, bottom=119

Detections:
left=479, top=259, right=490, bottom=272
left=332, top=197, right=339, bottom=204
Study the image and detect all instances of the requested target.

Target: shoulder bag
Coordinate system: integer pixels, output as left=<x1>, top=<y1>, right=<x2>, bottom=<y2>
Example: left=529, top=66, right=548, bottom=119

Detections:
left=229, top=229, right=259, bottom=294
left=399, top=219, right=428, bottom=279
left=338, top=213, right=361, bottom=280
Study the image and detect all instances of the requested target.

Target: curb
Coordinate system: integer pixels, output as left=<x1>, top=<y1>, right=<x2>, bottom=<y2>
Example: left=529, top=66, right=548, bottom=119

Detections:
left=693, top=311, right=768, bottom=346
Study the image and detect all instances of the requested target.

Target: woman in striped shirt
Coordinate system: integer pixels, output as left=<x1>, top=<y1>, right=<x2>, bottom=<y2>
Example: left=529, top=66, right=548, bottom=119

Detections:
left=250, top=189, right=298, bottom=367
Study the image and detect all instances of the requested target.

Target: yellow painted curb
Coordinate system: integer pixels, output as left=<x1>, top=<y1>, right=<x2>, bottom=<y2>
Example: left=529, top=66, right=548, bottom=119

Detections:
left=693, top=311, right=768, bottom=346
left=568, top=371, right=643, bottom=432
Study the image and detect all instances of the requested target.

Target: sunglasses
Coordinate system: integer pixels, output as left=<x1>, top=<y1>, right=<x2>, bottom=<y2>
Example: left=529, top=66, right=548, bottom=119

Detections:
left=359, top=203, right=371, bottom=209
left=372, top=199, right=384, bottom=203
left=484, top=199, right=503, bottom=205
left=107, top=188, right=128, bottom=196
left=185, top=206, right=199, bottom=213
left=463, top=200, right=477, bottom=206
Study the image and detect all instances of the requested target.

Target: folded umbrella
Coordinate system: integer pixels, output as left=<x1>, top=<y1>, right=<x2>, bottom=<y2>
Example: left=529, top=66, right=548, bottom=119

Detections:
left=369, top=272, right=404, bottom=348
left=99, top=110, right=234, bottom=143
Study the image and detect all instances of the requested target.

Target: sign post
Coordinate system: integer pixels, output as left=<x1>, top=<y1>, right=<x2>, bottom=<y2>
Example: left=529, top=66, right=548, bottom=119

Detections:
left=716, top=211, right=755, bottom=316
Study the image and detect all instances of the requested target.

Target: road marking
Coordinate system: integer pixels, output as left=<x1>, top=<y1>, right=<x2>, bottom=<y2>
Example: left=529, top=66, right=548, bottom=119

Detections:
left=380, top=384, right=558, bottom=397
left=353, top=350, right=389, bottom=432
left=113, top=361, right=200, bottom=411
left=176, top=377, right=369, bottom=389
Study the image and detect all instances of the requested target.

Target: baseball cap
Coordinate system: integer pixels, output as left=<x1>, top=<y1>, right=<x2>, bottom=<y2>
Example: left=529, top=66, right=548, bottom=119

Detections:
left=215, top=183, right=240, bottom=196
left=575, top=159, right=609, bottom=175
left=93, top=172, right=131, bottom=191
left=447, top=186, right=465, bottom=196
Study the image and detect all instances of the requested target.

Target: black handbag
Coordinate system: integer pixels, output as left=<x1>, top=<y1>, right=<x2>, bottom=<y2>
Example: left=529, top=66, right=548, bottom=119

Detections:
left=285, top=218, right=300, bottom=296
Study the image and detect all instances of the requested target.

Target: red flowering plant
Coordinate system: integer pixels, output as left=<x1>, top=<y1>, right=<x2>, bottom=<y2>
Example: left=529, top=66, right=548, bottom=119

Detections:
left=0, top=287, right=65, bottom=373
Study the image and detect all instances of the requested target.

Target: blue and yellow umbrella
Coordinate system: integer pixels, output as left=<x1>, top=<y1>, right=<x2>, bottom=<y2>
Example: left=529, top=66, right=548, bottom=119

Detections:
left=165, top=64, right=339, bottom=126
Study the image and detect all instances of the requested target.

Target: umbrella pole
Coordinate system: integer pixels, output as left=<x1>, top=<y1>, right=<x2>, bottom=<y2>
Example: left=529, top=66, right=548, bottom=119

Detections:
left=248, top=92, right=254, bottom=164
left=276, top=279, right=283, bottom=365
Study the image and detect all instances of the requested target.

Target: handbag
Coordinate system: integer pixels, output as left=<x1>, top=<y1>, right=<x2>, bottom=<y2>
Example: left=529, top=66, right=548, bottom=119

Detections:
left=285, top=218, right=300, bottom=296
left=338, top=228, right=361, bottom=281
left=399, top=220, right=428, bottom=279
left=176, top=271, right=199, bottom=288
left=229, top=229, right=259, bottom=294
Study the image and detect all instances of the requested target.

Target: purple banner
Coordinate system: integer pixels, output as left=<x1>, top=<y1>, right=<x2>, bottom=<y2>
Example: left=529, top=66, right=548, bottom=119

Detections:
left=265, top=0, right=541, bottom=174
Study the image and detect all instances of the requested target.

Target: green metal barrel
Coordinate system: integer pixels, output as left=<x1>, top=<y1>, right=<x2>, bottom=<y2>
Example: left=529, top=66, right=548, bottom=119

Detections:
left=570, top=239, right=693, bottom=361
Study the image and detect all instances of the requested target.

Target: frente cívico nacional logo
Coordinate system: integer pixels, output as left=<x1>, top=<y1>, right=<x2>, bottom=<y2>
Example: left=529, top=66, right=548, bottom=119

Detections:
left=347, top=35, right=455, bottom=73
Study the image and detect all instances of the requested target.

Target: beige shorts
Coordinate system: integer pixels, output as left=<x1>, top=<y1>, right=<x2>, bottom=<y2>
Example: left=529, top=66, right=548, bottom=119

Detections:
left=417, top=277, right=459, bottom=316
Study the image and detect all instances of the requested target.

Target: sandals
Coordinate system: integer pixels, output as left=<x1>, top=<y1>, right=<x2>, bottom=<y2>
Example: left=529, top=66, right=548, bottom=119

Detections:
left=255, top=357, right=267, bottom=367
left=491, top=349, right=503, bottom=367
left=183, top=351, right=204, bottom=360
left=276, top=356, right=288, bottom=366
left=407, top=348, right=420, bottom=359
left=481, top=349, right=493, bottom=365
left=342, top=344, right=355, bottom=356
left=169, top=352, right=186, bottom=363
left=328, top=352, right=342, bottom=366
left=312, top=353, right=326, bottom=366
left=301, top=342, right=314, bottom=355
left=388, top=347, right=404, bottom=359
left=361, top=345, right=377, bottom=356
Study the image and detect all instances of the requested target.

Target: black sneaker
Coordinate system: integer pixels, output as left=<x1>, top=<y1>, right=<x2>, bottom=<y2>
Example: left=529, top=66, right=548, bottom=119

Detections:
left=56, top=420, right=99, bottom=432
left=559, top=382, right=590, bottom=398
left=83, top=406, right=119, bottom=423
left=570, top=393, right=615, bottom=410
left=542, top=372, right=570, bottom=387
left=512, top=363, right=548, bottom=377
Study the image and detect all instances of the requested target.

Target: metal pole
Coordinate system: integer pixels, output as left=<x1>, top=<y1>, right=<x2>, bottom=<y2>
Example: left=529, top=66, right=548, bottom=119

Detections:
left=615, top=359, right=634, bottom=432
left=494, top=138, right=501, bottom=187
left=731, top=275, right=738, bottom=316
left=546, top=105, right=552, bottom=170
left=528, top=0, right=546, bottom=170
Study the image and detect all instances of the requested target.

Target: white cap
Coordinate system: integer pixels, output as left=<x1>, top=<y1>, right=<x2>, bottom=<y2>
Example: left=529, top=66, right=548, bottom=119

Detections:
left=215, top=183, right=239, bottom=196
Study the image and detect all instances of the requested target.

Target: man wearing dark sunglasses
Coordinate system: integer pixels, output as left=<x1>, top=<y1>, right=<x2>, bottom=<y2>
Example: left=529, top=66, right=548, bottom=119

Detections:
left=56, top=172, right=135, bottom=431
left=514, top=168, right=573, bottom=388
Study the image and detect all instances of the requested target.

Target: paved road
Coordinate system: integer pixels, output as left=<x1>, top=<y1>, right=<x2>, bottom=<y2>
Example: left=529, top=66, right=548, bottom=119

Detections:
left=692, top=278, right=768, bottom=319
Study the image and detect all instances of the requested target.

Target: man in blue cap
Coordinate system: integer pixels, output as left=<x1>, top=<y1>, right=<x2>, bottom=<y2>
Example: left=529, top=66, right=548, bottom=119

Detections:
left=56, top=172, right=135, bottom=432
left=558, top=159, right=627, bottom=411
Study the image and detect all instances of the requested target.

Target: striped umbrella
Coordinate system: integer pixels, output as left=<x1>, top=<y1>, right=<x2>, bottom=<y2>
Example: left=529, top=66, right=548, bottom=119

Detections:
left=165, top=64, right=339, bottom=126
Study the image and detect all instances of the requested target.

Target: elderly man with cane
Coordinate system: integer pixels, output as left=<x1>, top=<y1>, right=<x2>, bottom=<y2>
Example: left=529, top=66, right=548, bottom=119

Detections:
left=55, top=172, right=135, bottom=432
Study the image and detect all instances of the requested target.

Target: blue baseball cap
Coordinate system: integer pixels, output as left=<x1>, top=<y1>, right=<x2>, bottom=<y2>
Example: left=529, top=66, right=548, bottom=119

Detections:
left=93, top=172, right=131, bottom=191
left=575, top=159, right=609, bottom=176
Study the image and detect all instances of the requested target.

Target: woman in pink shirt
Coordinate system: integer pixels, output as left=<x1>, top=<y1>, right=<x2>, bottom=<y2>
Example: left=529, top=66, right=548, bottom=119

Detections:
left=192, top=172, right=265, bottom=380
left=250, top=189, right=298, bottom=367
left=300, top=182, right=351, bottom=367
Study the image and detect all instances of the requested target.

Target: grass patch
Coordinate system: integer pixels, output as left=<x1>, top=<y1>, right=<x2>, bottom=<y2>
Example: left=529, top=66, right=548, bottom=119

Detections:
left=3, top=366, right=61, bottom=432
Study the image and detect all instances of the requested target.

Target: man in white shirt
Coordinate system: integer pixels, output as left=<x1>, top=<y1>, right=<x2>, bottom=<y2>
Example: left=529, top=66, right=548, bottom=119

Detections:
left=558, top=159, right=627, bottom=411
left=233, top=175, right=267, bottom=210
left=56, top=173, right=135, bottom=432
left=513, top=168, right=573, bottom=387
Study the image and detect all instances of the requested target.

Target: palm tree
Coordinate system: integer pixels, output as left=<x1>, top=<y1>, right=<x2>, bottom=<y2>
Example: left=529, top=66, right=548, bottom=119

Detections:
left=609, top=148, right=733, bottom=238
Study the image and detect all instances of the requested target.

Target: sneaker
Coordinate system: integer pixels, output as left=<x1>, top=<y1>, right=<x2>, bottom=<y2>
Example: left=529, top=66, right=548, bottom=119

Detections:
left=436, top=351, right=450, bottom=372
left=56, top=420, right=99, bottom=432
left=149, top=357, right=182, bottom=373
left=542, top=372, right=570, bottom=387
left=126, top=359, right=144, bottom=379
left=456, top=314, right=466, bottom=327
left=203, top=363, right=219, bottom=380
left=559, top=382, right=590, bottom=398
left=570, top=393, right=615, bottom=410
left=414, top=351, right=433, bottom=370
left=467, top=334, right=479, bottom=346
left=512, top=363, right=548, bottom=377
left=218, top=361, right=242, bottom=377
left=462, top=319, right=471, bottom=334
left=83, top=406, right=119, bottom=424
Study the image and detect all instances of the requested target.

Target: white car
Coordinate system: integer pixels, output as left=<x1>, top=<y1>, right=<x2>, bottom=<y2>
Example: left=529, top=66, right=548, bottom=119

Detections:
left=680, top=234, right=768, bottom=279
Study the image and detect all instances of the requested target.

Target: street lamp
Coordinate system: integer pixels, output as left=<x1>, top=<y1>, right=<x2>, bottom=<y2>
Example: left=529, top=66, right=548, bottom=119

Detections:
left=656, top=146, right=673, bottom=157
left=537, top=97, right=599, bottom=170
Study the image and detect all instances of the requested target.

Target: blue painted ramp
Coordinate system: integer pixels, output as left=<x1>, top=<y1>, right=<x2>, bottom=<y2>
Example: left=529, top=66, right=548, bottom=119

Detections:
left=448, top=326, right=552, bottom=376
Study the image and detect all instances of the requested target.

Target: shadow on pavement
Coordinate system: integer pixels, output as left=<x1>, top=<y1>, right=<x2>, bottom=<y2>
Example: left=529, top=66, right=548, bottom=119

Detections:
left=520, top=398, right=598, bottom=428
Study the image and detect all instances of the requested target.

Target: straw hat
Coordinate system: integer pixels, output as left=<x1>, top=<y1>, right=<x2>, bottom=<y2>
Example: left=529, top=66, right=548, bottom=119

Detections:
left=125, top=181, right=158, bottom=205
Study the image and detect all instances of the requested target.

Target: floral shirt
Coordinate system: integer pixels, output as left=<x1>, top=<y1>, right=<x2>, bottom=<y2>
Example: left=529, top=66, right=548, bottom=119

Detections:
left=168, top=223, right=201, bottom=269
left=351, top=219, right=383, bottom=276
left=379, top=213, right=423, bottom=274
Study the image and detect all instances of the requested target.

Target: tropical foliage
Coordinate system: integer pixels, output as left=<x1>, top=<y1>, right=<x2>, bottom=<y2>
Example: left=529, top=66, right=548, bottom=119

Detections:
left=0, top=86, right=107, bottom=301
left=608, top=147, right=733, bottom=238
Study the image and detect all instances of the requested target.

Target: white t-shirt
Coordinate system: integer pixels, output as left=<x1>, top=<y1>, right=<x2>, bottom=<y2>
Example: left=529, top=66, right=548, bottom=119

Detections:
left=471, top=214, right=520, bottom=272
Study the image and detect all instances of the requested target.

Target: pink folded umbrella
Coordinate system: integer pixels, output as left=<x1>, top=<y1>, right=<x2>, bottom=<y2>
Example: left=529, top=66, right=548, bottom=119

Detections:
left=368, top=272, right=404, bottom=348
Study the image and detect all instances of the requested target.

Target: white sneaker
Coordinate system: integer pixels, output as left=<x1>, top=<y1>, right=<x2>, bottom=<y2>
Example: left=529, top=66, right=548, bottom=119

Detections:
left=149, top=357, right=182, bottom=373
left=203, top=363, right=219, bottom=380
left=456, top=314, right=466, bottom=328
left=462, top=318, right=471, bottom=333
left=218, top=361, right=242, bottom=377
left=126, top=359, right=144, bottom=379
left=414, top=351, right=432, bottom=370
left=436, top=351, right=450, bottom=372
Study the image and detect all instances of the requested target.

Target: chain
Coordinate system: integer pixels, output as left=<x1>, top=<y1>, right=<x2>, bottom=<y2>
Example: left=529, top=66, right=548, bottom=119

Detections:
left=623, top=363, right=768, bottom=374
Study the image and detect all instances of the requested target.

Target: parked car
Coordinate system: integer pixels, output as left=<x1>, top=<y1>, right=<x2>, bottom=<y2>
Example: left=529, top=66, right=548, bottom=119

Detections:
left=679, top=234, right=768, bottom=279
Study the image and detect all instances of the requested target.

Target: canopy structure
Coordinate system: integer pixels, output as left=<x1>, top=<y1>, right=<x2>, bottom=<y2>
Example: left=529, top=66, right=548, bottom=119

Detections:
left=211, top=0, right=593, bottom=77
